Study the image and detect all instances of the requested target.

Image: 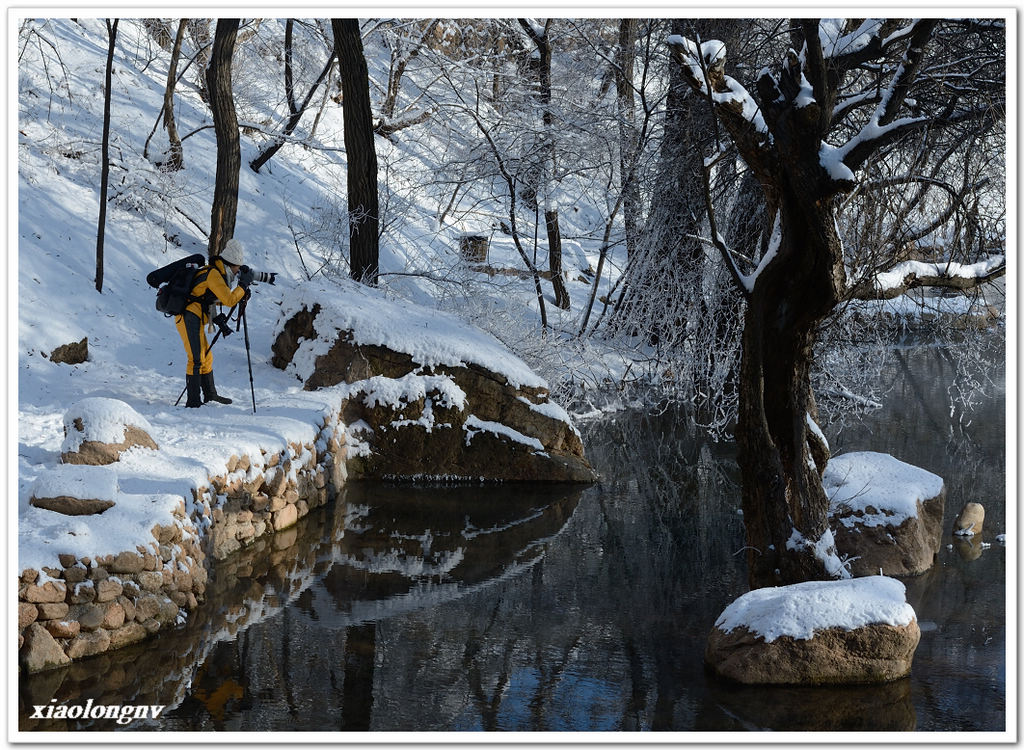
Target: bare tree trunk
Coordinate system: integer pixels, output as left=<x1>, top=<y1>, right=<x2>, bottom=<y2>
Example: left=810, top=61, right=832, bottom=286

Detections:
left=333, top=18, right=379, bottom=285
left=250, top=34, right=336, bottom=173
left=615, top=19, right=640, bottom=259
left=159, top=19, right=187, bottom=171
left=206, top=18, right=240, bottom=258
left=737, top=195, right=843, bottom=589
left=95, top=18, right=118, bottom=293
left=520, top=20, right=570, bottom=310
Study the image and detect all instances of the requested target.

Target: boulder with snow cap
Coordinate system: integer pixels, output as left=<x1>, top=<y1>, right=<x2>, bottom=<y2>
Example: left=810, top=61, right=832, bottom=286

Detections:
left=705, top=576, right=921, bottom=685
left=60, top=397, right=158, bottom=466
left=271, top=291, right=596, bottom=483
left=825, top=452, right=945, bottom=576
left=29, top=464, right=117, bottom=516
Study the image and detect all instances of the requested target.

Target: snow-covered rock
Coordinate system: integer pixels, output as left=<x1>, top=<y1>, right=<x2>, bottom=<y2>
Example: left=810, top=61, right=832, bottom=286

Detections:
left=705, top=577, right=921, bottom=685
left=29, top=464, right=118, bottom=516
left=825, top=451, right=945, bottom=576
left=271, top=289, right=596, bottom=483
left=59, top=397, right=158, bottom=466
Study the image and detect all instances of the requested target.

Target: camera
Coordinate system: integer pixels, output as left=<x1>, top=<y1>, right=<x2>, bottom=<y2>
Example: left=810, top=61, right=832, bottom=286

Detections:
left=240, top=265, right=277, bottom=285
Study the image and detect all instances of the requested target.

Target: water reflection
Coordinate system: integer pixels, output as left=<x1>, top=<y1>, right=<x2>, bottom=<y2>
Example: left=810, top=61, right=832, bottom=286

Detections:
left=18, top=345, right=1005, bottom=733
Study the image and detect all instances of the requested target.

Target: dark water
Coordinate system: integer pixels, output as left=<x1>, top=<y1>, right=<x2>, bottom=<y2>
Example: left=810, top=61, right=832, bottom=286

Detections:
left=19, top=346, right=1006, bottom=733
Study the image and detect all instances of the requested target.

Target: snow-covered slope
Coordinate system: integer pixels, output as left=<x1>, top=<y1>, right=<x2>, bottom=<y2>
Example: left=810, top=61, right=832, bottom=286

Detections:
left=15, top=18, right=620, bottom=578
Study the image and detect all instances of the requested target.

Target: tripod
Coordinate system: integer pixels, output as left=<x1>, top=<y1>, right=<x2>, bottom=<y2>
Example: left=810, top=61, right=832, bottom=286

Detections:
left=173, top=299, right=256, bottom=413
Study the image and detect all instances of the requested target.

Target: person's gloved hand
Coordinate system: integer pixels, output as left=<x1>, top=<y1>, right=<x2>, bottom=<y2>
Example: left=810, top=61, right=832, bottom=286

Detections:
left=238, top=265, right=254, bottom=289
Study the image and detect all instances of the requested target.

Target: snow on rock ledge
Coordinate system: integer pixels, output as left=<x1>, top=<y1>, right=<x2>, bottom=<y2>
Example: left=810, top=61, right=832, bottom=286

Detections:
left=271, top=283, right=596, bottom=483
left=705, top=577, right=921, bottom=685
left=825, top=452, right=945, bottom=576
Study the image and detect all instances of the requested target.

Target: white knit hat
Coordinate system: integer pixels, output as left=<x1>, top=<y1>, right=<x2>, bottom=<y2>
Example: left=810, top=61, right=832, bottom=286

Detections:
left=220, top=238, right=244, bottom=266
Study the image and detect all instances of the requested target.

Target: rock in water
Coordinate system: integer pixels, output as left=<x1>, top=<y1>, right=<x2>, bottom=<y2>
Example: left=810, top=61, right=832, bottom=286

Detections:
left=953, top=502, right=985, bottom=536
left=826, top=452, right=944, bottom=576
left=705, top=577, right=921, bottom=685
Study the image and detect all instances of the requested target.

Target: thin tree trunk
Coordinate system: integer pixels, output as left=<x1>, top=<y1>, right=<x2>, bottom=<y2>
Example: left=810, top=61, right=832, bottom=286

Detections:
left=95, top=18, right=118, bottom=293
left=160, top=19, right=187, bottom=171
left=520, top=20, right=570, bottom=310
left=333, top=19, right=379, bottom=285
left=615, top=19, right=640, bottom=259
left=250, top=47, right=336, bottom=173
left=206, top=19, right=240, bottom=258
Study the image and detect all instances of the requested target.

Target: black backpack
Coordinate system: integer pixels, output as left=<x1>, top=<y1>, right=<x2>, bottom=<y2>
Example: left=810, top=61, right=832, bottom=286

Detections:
left=147, top=253, right=206, bottom=316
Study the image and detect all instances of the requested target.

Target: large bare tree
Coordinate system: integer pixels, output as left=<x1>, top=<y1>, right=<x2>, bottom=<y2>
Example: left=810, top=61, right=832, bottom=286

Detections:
left=670, top=18, right=1005, bottom=588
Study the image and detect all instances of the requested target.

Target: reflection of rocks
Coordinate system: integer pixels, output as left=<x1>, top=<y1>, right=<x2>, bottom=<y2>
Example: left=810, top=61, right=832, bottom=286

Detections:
left=953, top=536, right=983, bottom=561
left=18, top=483, right=583, bottom=731
left=702, top=677, right=916, bottom=731
left=316, top=483, right=582, bottom=619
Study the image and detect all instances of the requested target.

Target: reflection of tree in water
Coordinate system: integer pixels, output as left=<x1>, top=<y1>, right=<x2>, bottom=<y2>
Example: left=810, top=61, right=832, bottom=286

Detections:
left=19, top=347, right=1004, bottom=732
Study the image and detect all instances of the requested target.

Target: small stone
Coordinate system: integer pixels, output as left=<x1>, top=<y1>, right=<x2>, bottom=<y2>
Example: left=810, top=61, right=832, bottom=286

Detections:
left=169, top=590, right=189, bottom=607
left=35, top=602, right=70, bottom=620
left=90, top=565, right=109, bottom=581
left=20, top=623, right=72, bottom=673
left=101, top=602, right=126, bottom=629
left=108, top=622, right=147, bottom=649
left=138, top=571, right=163, bottom=592
left=58, top=553, right=78, bottom=568
left=117, top=595, right=137, bottom=622
left=21, top=569, right=39, bottom=585
left=95, top=578, right=123, bottom=603
left=75, top=604, right=106, bottom=631
left=23, top=581, right=67, bottom=604
left=63, top=565, right=88, bottom=585
left=273, top=503, right=298, bottom=531
left=109, top=550, right=146, bottom=574
left=18, top=602, right=39, bottom=629
left=69, top=580, right=96, bottom=605
left=156, top=597, right=180, bottom=622
left=44, top=619, right=80, bottom=639
left=65, top=628, right=111, bottom=659
left=142, top=619, right=161, bottom=634
left=954, top=502, right=985, bottom=536
left=134, top=594, right=161, bottom=621
left=173, top=570, right=193, bottom=591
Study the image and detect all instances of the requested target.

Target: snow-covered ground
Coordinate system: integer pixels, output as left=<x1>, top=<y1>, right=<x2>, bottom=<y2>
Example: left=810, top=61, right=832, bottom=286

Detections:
left=14, top=19, right=625, bottom=581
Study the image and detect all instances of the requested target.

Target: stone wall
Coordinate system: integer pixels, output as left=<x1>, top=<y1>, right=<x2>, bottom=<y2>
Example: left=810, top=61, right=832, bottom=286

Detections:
left=18, top=413, right=347, bottom=674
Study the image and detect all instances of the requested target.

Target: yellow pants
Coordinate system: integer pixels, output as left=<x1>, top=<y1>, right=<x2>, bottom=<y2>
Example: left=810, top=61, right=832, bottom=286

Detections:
left=176, top=311, right=213, bottom=376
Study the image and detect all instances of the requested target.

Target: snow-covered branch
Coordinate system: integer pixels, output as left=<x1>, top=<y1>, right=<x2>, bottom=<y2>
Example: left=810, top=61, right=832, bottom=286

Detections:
left=848, top=255, right=1006, bottom=301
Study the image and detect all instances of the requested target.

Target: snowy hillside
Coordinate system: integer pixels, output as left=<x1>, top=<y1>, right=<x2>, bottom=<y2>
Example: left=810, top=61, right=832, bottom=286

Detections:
left=15, top=18, right=628, bottom=576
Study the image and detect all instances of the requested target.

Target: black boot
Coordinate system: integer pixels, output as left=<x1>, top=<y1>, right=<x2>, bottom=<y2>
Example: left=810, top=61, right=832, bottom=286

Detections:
left=185, top=374, right=203, bottom=408
left=201, top=372, right=232, bottom=404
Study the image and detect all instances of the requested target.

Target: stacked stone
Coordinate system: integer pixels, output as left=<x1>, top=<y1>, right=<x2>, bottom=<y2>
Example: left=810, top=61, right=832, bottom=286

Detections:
left=19, top=414, right=347, bottom=673
left=18, top=504, right=207, bottom=674
left=202, top=436, right=336, bottom=561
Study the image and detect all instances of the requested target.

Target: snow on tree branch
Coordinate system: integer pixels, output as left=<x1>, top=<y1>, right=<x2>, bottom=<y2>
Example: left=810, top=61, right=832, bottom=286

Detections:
left=667, top=35, right=769, bottom=138
left=849, top=255, right=1006, bottom=301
